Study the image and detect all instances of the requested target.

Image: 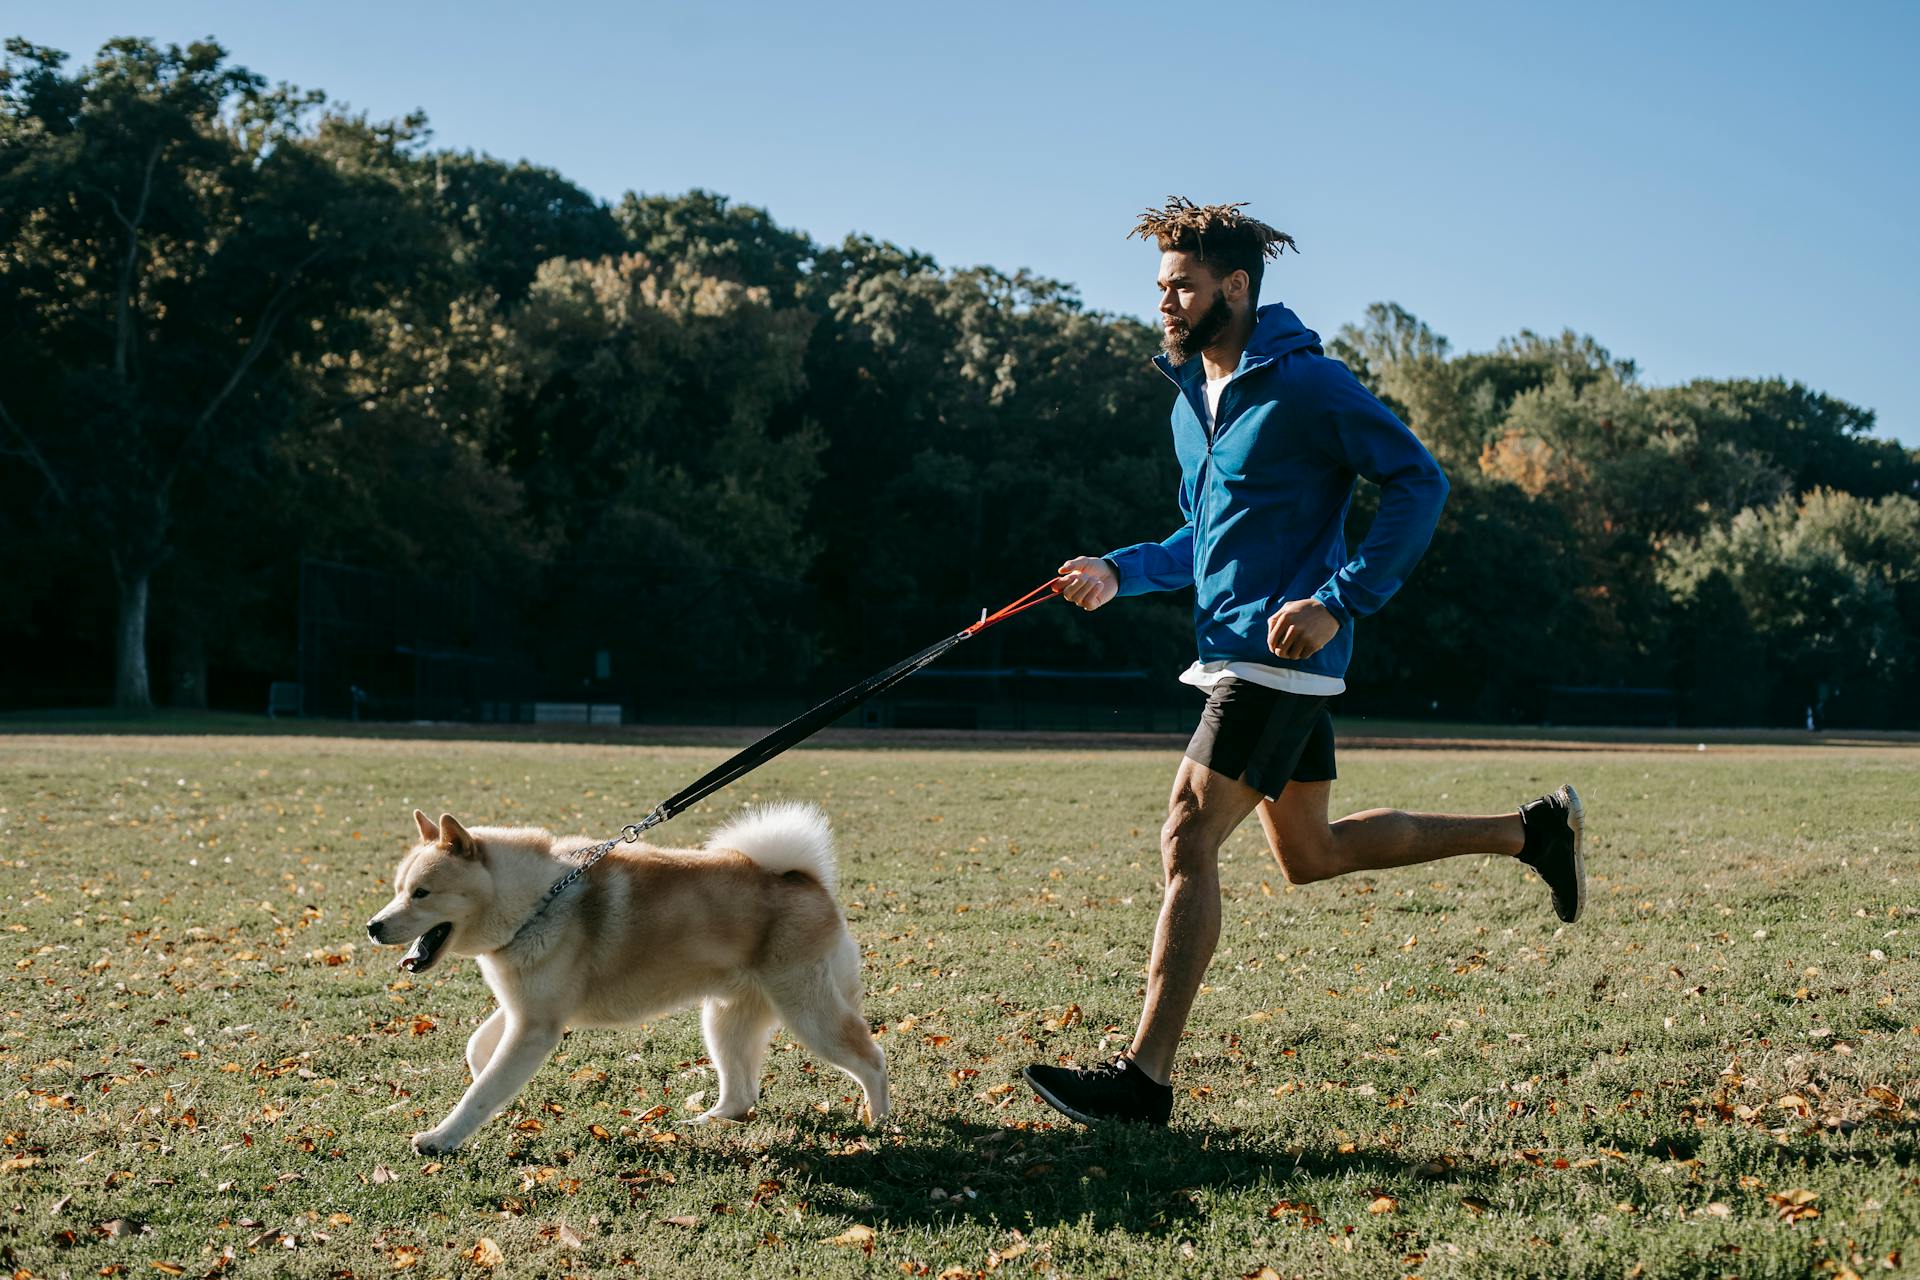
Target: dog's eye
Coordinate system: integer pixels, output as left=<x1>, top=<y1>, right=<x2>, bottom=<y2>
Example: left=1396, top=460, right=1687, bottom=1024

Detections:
left=410, top=887, right=430, bottom=900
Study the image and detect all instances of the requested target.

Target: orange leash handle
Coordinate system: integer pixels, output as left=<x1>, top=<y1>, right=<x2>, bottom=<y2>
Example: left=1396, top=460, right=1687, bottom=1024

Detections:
left=962, top=577, right=1064, bottom=635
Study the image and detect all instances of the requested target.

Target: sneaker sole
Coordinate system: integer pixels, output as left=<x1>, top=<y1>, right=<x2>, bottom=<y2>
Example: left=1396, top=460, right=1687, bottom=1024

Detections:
left=1023, top=1068, right=1102, bottom=1124
left=1560, top=783, right=1585, bottom=923
left=1021, top=1067, right=1165, bottom=1127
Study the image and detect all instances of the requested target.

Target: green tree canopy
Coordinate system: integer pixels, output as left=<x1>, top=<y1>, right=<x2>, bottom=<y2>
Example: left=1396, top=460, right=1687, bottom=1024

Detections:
left=0, top=37, right=442, bottom=707
left=1661, top=489, right=1920, bottom=724
left=499, top=252, right=822, bottom=682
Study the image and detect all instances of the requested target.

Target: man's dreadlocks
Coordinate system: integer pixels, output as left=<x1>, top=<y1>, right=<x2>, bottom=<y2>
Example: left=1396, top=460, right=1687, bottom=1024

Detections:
left=1129, top=196, right=1297, bottom=303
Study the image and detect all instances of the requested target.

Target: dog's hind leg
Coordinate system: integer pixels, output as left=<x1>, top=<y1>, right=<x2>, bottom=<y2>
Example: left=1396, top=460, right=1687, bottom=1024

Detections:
left=466, top=1006, right=507, bottom=1078
left=693, top=987, right=776, bottom=1123
left=766, top=939, right=890, bottom=1123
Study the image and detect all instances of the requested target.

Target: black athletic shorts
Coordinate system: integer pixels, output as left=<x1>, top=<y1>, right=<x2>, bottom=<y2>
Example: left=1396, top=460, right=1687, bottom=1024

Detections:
left=1184, top=677, right=1337, bottom=799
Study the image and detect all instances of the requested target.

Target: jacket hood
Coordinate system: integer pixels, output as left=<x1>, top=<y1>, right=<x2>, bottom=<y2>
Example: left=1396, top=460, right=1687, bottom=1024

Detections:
left=1244, top=302, right=1322, bottom=362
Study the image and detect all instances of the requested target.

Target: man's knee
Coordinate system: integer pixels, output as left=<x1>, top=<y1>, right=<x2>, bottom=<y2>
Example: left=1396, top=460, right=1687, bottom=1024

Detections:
left=1267, top=827, right=1339, bottom=885
left=1159, top=802, right=1222, bottom=879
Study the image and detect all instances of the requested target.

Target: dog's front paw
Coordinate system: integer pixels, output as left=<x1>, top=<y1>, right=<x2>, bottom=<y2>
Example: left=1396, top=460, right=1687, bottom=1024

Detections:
left=682, top=1107, right=751, bottom=1127
left=410, top=1127, right=461, bottom=1156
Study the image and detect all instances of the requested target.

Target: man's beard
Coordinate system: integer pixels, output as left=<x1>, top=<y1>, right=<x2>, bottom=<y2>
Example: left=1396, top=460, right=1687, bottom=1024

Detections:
left=1161, top=289, right=1233, bottom=365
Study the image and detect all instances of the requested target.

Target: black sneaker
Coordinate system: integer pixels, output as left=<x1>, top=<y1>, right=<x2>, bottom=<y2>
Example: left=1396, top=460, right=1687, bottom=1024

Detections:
left=1023, top=1056, right=1173, bottom=1127
left=1518, top=783, right=1585, bottom=923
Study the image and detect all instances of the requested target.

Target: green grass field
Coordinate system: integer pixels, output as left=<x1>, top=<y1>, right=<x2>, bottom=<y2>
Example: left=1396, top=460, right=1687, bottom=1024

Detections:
left=3, top=730, right=1916, bottom=1279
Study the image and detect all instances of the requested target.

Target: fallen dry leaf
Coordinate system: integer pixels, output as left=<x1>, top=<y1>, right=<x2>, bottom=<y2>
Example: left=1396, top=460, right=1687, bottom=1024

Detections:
left=470, top=1237, right=504, bottom=1268
left=827, top=1224, right=877, bottom=1251
left=1367, top=1195, right=1399, bottom=1215
left=1265, top=1200, right=1325, bottom=1227
left=988, top=1240, right=1029, bottom=1268
left=1768, top=1188, right=1820, bottom=1223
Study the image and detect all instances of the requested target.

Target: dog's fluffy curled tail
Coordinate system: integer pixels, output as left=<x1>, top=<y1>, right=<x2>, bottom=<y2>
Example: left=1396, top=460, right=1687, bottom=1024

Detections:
left=707, top=802, right=837, bottom=896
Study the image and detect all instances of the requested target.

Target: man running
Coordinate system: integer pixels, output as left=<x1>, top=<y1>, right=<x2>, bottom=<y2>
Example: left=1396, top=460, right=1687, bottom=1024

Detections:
left=1024, top=197, right=1584, bottom=1127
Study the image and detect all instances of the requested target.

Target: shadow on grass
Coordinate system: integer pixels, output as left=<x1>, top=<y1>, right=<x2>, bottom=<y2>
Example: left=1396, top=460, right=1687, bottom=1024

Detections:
left=772, top=1113, right=1505, bottom=1235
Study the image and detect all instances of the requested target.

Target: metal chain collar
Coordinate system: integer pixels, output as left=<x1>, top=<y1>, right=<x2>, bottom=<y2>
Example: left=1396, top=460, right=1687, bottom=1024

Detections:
left=504, top=806, right=666, bottom=948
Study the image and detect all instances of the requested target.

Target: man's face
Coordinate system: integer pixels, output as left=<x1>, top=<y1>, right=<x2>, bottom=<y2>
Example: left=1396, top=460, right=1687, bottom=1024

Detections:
left=1156, top=250, right=1235, bottom=365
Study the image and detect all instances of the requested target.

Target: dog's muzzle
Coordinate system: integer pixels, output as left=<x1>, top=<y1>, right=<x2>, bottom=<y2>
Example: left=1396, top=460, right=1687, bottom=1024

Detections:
left=366, top=918, right=388, bottom=944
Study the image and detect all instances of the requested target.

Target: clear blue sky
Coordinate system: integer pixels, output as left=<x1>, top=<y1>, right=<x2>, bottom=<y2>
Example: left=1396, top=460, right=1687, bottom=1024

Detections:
left=25, top=1, right=1920, bottom=444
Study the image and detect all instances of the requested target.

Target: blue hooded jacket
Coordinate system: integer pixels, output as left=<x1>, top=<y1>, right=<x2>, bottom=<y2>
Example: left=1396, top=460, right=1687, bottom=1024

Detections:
left=1104, top=303, right=1448, bottom=682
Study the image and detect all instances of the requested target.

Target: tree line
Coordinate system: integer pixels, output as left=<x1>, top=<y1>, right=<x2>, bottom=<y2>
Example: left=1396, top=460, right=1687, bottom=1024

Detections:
left=4, top=39, right=1916, bottom=726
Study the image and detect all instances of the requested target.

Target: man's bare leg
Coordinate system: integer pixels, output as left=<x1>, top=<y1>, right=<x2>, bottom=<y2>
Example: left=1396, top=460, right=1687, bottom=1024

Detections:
left=1256, top=781, right=1524, bottom=884
left=1125, top=757, right=1266, bottom=1085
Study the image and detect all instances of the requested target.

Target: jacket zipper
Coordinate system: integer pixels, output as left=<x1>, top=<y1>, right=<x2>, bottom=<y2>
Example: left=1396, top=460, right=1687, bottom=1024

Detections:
left=1194, top=360, right=1264, bottom=584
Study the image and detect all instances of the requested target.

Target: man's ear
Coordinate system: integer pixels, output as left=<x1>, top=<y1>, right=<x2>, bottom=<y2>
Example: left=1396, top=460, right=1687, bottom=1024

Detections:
left=414, top=809, right=439, bottom=843
left=1227, top=268, right=1251, bottom=305
left=438, top=813, right=479, bottom=859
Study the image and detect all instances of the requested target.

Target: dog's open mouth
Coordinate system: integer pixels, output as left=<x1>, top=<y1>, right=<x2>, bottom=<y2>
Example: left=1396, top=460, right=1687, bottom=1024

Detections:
left=399, top=922, right=454, bottom=974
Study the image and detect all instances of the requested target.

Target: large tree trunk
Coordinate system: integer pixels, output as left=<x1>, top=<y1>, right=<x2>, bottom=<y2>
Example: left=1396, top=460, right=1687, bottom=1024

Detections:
left=113, top=567, right=154, bottom=711
left=168, top=620, right=208, bottom=709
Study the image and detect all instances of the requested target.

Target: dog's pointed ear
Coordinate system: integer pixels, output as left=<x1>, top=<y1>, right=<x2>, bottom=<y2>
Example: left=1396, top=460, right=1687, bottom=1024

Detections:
left=414, top=809, right=440, bottom=844
left=438, top=813, right=478, bottom=859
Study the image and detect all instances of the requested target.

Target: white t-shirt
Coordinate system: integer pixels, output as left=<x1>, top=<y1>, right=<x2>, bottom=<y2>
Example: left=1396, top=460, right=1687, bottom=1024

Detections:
left=1205, top=373, right=1231, bottom=425
left=1180, top=659, right=1346, bottom=697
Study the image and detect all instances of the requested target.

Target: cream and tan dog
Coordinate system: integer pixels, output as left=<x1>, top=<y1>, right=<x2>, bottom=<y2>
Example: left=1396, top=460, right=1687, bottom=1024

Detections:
left=365, top=803, right=887, bottom=1154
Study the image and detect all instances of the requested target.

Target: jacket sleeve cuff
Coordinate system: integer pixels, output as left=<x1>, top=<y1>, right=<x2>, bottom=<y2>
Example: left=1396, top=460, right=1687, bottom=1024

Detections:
left=1312, top=583, right=1352, bottom=627
left=1103, top=547, right=1142, bottom=596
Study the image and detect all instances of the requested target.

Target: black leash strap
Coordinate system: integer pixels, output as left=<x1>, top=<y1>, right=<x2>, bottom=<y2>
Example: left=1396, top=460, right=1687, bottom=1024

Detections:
left=503, top=579, right=1060, bottom=946
left=652, top=625, right=973, bottom=824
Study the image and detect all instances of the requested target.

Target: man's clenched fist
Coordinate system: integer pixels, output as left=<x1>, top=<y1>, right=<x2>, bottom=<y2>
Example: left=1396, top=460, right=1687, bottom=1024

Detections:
left=1053, top=556, right=1119, bottom=611
left=1267, top=598, right=1339, bottom=660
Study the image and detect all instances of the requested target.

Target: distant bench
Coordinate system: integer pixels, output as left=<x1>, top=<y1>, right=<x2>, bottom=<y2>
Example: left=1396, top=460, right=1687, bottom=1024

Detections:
left=267, top=682, right=303, bottom=718
left=530, top=702, right=624, bottom=726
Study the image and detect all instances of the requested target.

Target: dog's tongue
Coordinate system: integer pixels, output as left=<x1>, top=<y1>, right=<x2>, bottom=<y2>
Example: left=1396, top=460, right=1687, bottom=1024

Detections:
left=399, top=922, right=452, bottom=972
